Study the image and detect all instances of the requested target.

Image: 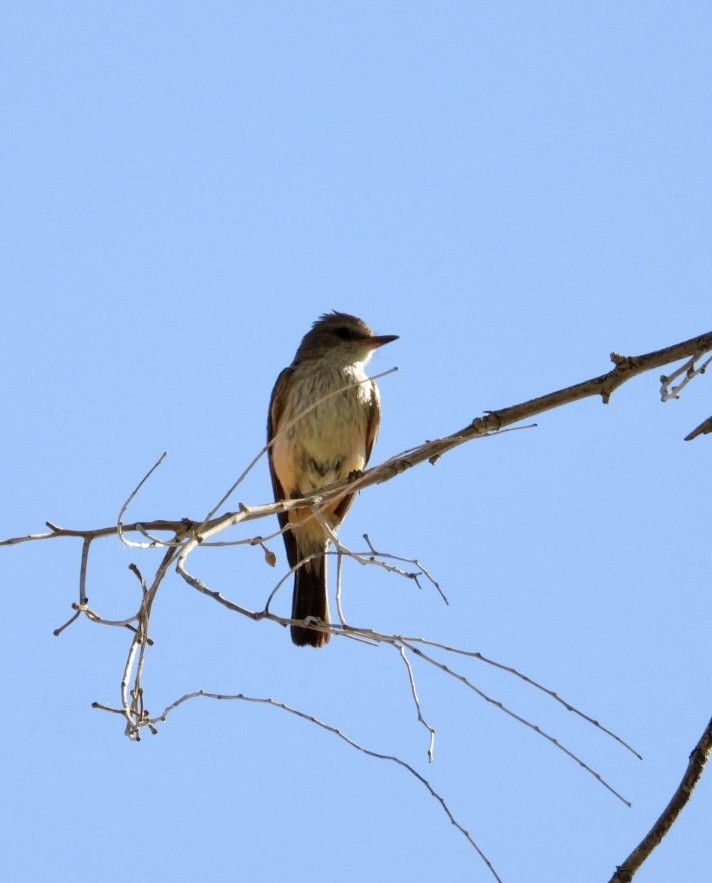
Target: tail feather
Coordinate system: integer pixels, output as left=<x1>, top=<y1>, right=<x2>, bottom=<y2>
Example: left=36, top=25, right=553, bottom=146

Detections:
left=291, top=556, right=330, bottom=648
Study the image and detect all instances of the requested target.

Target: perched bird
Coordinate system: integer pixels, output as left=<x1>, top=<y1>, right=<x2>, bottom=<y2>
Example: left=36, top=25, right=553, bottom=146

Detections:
left=267, top=312, right=398, bottom=647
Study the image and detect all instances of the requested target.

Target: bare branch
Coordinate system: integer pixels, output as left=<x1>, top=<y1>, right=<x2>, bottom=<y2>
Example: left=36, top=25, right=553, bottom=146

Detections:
left=685, top=414, right=712, bottom=441
left=397, top=644, right=437, bottom=762
left=117, top=451, right=167, bottom=549
left=610, top=714, right=712, bottom=882
left=141, top=688, right=503, bottom=883
left=403, top=635, right=641, bottom=760
left=52, top=606, right=81, bottom=637
left=362, top=532, right=448, bottom=604
left=172, top=544, right=637, bottom=801
left=5, top=328, right=712, bottom=879
left=400, top=639, right=631, bottom=805
left=6, top=329, right=712, bottom=555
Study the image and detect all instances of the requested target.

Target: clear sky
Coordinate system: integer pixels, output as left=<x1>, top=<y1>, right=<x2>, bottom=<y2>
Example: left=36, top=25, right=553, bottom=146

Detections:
left=3, top=4, right=711, bottom=882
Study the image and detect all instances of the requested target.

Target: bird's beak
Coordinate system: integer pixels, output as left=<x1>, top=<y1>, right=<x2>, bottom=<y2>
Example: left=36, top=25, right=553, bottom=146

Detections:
left=367, top=334, right=399, bottom=350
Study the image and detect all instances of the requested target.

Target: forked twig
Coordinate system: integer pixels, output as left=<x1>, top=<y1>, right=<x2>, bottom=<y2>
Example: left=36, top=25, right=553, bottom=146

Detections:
left=401, top=640, right=631, bottom=805
left=402, top=635, right=641, bottom=760
left=660, top=354, right=712, bottom=401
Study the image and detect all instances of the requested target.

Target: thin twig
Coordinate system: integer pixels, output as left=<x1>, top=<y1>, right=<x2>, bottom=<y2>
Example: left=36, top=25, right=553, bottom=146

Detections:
left=660, top=354, right=712, bottom=401
left=79, top=535, right=91, bottom=605
left=142, top=688, right=503, bottom=883
left=52, top=607, right=81, bottom=637
left=363, top=533, right=448, bottom=604
left=401, top=635, right=641, bottom=760
left=397, top=644, right=437, bottom=762
left=401, top=640, right=631, bottom=805
left=117, top=452, right=167, bottom=548
left=335, top=549, right=346, bottom=628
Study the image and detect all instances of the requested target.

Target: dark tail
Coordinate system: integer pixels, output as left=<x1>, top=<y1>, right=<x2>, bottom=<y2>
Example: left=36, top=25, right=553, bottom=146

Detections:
left=291, top=556, right=330, bottom=648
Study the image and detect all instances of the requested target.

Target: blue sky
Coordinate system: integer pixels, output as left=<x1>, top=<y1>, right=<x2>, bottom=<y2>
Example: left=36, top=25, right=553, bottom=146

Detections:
left=2, top=4, right=711, bottom=882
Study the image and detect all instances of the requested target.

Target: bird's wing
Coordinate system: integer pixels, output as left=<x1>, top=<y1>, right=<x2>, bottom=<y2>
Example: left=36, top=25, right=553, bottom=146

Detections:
left=267, top=366, right=299, bottom=568
left=364, top=378, right=381, bottom=463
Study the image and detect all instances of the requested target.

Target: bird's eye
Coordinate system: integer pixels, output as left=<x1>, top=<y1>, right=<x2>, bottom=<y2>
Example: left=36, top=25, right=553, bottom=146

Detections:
left=335, top=327, right=353, bottom=340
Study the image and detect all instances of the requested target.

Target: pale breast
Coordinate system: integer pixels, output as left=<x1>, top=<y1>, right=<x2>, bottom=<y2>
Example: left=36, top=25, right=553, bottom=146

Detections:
left=271, top=362, right=375, bottom=495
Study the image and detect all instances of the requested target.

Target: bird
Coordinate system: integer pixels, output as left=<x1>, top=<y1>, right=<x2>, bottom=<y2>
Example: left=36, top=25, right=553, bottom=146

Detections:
left=267, top=311, right=398, bottom=647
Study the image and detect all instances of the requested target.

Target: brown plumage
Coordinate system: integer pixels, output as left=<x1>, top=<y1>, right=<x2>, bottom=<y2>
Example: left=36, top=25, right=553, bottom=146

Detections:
left=267, top=312, right=398, bottom=647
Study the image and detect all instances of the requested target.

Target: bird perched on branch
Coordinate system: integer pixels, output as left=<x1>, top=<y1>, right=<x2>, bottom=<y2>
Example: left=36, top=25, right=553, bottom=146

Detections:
left=268, top=312, right=398, bottom=647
